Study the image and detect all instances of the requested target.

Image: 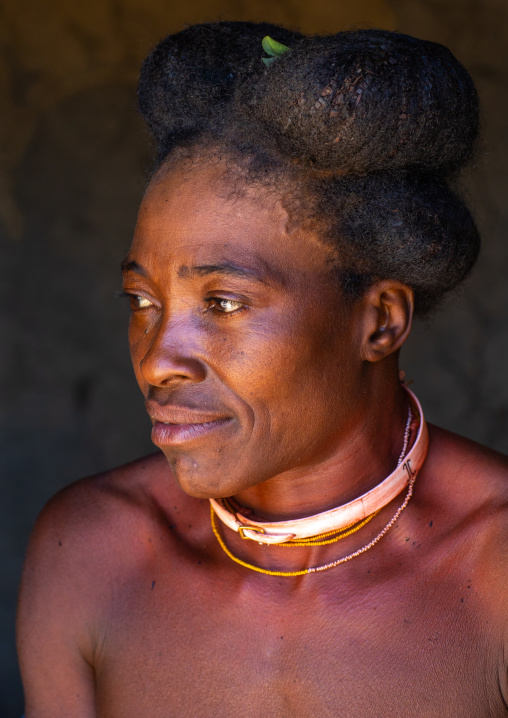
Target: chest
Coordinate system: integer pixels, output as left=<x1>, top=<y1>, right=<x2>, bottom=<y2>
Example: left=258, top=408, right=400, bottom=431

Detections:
left=94, top=560, right=505, bottom=718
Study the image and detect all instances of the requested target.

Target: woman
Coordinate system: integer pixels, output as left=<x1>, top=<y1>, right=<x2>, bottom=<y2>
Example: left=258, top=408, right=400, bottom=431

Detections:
left=17, top=21, right=508, bottom=717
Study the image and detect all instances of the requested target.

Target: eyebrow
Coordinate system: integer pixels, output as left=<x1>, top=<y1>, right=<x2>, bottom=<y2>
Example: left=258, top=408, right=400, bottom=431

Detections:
left=177, top=262, right=271, bottom=284
left=121, top=258, right=282, bottom=286
left=121, top=258, right=147, bottom=276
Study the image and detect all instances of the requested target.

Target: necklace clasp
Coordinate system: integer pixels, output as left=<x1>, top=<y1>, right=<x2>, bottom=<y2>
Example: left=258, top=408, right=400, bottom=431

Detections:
left=238, top=525, right=265, bottom=539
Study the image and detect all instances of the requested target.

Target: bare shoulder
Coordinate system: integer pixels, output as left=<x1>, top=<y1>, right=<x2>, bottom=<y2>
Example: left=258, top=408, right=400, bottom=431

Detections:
left=17, top=455, right=210, bottom=715
left=27, top=453, right=167, bottom=550
left=18, top=453, right=208, bottom=642
left=23, top=452, right=206, bottom=580
left=424, top=423, right=508, bottom=507
left=417, top=424, right=508, bottom=589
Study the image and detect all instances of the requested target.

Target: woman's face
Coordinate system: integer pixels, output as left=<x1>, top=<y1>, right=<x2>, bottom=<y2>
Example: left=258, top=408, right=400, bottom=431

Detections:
left=123, top=162, right=368, bottom=498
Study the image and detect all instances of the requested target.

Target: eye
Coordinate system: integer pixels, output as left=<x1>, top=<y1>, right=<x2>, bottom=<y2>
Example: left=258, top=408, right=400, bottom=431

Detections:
left=132, top=295, right=153, bottom=309
left=119, top=292, right=154, bottom=310
left=207, top=297, right=245, bottom=315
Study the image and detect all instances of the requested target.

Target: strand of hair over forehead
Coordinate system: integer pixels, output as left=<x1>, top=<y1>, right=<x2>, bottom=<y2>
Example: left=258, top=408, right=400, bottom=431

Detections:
left=138, top=22, right=481, bottom=316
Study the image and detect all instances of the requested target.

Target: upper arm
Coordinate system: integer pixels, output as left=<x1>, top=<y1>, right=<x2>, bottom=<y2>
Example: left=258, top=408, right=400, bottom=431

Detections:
left=17, top=456, right=169, bottom=717
left=17, top=491, right=99, bottom=718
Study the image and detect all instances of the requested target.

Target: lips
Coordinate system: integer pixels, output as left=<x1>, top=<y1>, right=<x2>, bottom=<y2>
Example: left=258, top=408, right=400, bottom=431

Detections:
left=145, top=401, right=233, bottom=447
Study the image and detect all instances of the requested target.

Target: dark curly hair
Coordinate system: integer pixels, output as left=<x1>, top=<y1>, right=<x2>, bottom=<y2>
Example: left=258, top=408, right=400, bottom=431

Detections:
left=138, top=22, right=480, bottom=315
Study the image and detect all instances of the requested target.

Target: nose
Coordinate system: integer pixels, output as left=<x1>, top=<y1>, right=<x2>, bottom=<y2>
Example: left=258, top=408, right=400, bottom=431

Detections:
left=138, top=312, right=207, bottom=388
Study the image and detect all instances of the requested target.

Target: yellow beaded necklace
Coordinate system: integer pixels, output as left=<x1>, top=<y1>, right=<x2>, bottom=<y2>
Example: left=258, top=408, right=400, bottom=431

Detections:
left=211, top=476, right=414, bottom=577
left=220, top=497, right=381, bottom=546
left=210, top=392, right=428, bottom=577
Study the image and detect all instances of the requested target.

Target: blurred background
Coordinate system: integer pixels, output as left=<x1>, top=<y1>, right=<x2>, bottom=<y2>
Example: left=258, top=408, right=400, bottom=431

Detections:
left=1, top=0, right=507, bottom=714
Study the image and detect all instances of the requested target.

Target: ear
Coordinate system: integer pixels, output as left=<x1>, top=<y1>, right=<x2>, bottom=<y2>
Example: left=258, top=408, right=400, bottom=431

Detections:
left=358, top=280, right=414, bottom=362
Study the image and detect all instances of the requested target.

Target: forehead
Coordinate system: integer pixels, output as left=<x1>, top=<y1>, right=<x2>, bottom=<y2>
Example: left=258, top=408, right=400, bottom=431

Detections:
left=129, top=162, right=336, bottom=280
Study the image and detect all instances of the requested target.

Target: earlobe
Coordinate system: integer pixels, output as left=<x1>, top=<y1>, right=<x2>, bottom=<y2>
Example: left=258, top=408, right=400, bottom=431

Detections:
left=360, top=281, right=414, bottom=362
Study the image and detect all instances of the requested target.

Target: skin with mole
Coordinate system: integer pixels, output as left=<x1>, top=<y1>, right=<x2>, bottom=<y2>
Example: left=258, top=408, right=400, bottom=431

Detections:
left=17, top=162, right=508, bottom=717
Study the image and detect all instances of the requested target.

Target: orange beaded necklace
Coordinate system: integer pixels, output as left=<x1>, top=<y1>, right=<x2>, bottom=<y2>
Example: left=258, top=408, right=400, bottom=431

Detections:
left=210, top=387, right=428, bottom=576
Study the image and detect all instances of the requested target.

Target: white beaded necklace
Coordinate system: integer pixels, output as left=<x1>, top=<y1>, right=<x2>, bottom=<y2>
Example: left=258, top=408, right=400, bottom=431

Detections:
left=210, top=387, right=428, bottom=546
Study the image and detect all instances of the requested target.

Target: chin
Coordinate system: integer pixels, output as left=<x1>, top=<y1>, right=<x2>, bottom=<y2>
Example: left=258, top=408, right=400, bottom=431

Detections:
left=162, top=450, right=261, bottom=499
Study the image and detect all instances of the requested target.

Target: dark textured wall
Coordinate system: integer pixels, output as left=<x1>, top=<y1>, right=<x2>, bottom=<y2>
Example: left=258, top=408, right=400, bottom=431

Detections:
left=393, top=0, right=508, bottom=451
left=1, top=1, right=507, bottom=715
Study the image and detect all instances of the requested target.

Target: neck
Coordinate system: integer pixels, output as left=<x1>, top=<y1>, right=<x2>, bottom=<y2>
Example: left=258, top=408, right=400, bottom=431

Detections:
left=232, top=374, right=410, bottom=522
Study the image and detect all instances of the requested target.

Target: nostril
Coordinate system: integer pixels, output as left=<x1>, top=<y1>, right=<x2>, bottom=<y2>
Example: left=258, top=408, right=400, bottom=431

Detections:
left=135, top=313, right=208, bottom=387
left=140, top=350, right=207, bottom=387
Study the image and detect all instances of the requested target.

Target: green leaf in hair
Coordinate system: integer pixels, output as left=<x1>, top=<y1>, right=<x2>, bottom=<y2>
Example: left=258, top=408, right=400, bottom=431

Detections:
left=261, top=36, right=290, bottom=65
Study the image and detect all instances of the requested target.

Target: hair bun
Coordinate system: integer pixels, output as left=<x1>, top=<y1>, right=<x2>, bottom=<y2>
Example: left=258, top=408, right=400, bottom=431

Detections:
left=138, top=21, right=302, bottom=160
left=237, top=30, right=479, bottom=175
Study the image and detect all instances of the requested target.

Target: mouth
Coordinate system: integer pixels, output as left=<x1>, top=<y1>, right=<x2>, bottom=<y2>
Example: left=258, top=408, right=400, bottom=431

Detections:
left=146, top=402, right=233, bottom=447
left=151, top=418, right=232, bottom=446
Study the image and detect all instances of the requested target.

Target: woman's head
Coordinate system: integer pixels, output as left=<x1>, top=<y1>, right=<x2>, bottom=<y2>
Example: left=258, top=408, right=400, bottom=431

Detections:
left=138, top=22, right=481, bottom=316
left=124, top=160, right=414, bottom=497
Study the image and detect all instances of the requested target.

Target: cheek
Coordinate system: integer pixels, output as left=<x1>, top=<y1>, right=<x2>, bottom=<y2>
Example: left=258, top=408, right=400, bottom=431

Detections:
left=215, top=304, right=353, bottom=409
left=128, top=317, right=150, bottom=390
left=225, top=322, right=355, bottom=467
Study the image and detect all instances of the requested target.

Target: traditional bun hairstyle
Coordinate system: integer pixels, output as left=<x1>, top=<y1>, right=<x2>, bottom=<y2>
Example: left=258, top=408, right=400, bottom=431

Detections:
left=139, top=23, right=481, bottom=315
left=138, top=22, right=303, bottom=162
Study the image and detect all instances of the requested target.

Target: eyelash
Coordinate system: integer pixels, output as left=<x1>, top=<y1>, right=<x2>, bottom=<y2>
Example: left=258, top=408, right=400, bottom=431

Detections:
left=205, top=297, right=246, bottom=316
left=117, top=291, right=154, bottom=311
left=118, top=292, right=246, bottom=316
